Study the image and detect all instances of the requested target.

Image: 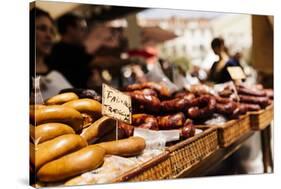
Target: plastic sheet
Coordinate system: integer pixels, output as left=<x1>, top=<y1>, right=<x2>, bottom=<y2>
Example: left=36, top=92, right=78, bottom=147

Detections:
left=204, top=113, right=228, bottom=125
left=66, top=150, right=164, bottom=185
left=145, top=61, right=179, bottom=94
left=30, top=76, right=44, bottom=105
left=134, top=128, right=180, bottom=149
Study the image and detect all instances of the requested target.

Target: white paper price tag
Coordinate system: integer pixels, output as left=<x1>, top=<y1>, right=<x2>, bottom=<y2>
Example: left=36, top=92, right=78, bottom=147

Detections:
left=102, top=84, right=132, bottom=124
left=227, top=66, right=246, bottom=80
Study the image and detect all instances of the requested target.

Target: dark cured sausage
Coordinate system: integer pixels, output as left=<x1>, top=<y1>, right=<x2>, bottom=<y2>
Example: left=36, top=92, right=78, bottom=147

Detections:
left=157, top=112, right=185, bottom=129
left=187, top=95, right=216, bottom=119
left=264, top=89, right=273, bottom=99
left=132, top=114, right=158, bottom=130
left=117, top=122, right=134, bottom=138
left=126, top=91, right=161, bottom=113
left=237, top=86, right=266, bottom=97
left=214, top=96, right=238, bottom=116
left=160, top=94, right=195, bottom=112
left=180, top=119, right=195, bottom=139
left=174, top=91, right=195, bottom=99
left=239, top=95, right=270, bottom=108
left=125, top=82, right=170, bottom=97
left=240, top=103, right=261, bottom=112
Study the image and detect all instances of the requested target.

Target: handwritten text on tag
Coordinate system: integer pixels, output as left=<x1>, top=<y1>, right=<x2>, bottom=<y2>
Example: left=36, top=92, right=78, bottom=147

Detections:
left=102, top=84, right=132, bottom=124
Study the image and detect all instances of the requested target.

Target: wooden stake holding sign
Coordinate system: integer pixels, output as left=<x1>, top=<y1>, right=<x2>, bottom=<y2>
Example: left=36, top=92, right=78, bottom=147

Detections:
left=227, top=66, right=246, bottom=102
left=102, top=84, right=132, bottom=140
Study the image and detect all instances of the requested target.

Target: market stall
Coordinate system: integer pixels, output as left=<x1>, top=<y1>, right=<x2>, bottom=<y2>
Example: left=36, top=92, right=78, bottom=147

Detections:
left=30, top=2, right=274, bottom=188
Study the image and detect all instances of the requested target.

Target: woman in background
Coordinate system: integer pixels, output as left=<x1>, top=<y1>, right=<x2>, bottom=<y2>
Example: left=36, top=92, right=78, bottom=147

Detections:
left=30, top=8, right=54, bottom=77
left=30, top=8, right=72, bottom=101
left=208, top=37, right=242, bottom=83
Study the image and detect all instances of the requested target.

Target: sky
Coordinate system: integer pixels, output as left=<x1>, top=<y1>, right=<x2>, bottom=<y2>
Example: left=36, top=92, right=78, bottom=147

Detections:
left=137, top=8, right=238, bottom=19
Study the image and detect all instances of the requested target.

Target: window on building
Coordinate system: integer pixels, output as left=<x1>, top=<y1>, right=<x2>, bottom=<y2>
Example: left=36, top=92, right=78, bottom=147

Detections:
left=182, top=45, right=187, bottom=53
left=173, top=46, right=177, bottom=56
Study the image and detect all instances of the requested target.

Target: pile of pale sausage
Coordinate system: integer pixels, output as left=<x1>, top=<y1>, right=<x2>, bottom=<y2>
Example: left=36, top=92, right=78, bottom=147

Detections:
left=30, top=92, right=146, bottom=184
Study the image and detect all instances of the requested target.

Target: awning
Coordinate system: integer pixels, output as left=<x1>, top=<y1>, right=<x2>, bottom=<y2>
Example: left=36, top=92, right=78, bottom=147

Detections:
left=35, top=1, right=145, bottom=21
left=141, top=26, right=178, bottom=44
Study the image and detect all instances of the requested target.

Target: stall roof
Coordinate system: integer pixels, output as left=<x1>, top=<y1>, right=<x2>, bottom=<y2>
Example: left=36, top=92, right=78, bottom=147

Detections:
left=142, top=26, right=178, bottom=44
left=35, top=1, right=80, bottom=19
left=75, top=5, right=145, bottom=22
left=35, top=1, right=145, bottom=22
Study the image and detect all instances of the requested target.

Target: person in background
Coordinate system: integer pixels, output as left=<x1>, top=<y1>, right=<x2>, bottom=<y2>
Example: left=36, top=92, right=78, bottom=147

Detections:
left=47, top=13, right=92, bottom=88
left=30, top=8, right=54, bottom=79
left=85, top=25, right=125, bottom=91
left=207, top=39, right=263, bottom=176
left=208, top=37, right=242, bottom=83
left=30, top=7, right=54, bottom=100
left=30, top=8, right=73, bottom=102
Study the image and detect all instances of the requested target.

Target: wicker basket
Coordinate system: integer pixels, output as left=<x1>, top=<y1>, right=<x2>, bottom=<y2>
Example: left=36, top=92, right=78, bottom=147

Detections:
left=113, top=151, right=172, bottom=182
left=249, top=104, right=273, bottom=130
left=216, top=114, right=250, bottom=148
left=166, top=127, right=218, bottom=178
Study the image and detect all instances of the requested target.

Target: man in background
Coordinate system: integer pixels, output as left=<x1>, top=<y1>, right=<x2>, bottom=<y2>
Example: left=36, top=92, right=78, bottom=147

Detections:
left=47, top=13, right=92, bottom=88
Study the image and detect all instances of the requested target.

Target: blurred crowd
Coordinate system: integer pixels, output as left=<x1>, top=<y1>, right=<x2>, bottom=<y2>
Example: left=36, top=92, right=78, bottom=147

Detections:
left=30, top=7, right=272, bottom=176
left=30, top=7, right=129, bottom=99
left=30, top=7, right=253, bottom=100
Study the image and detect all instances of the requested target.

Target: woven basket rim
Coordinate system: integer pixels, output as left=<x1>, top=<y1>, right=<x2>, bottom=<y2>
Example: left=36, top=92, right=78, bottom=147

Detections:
left=249, top=104, right=273, bottom=115
left=166, top=127, right=217, bottom=153
left=205, top=114, right=250, bottom=129
left=196, top=119, right=237, bottom=129
left=112, top=151, right=170, bottom=182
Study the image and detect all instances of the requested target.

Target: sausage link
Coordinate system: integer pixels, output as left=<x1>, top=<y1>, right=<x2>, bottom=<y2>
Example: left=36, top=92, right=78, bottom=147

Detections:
left=187, top=95, right=216, bottom=119
left=160, top=96, right=193, bottom=112
left=132, top=114, right=159, bottom=130
left=34, top=134, right=87, bottom=169
left=126, top=92, right=161, bottom=113
left=46, top=92, right=79, bottom=105
left=239, top=95, right=270, bottom=108
left=157, top=112, right=185, bottom=129
left=97, top=136, right=145, bottom=157
left=33, top=105, right=83, bottom=132
left=37, top=145, right=105, bottom=182
left=180, top=119, right=195, bottom=139
left=80, top=116, right=115, bottom=144
left=34, top=123, right=75, bottom=144
left=125, top=82, right=170, bottom=97
left=237, top=85, right=266, bottom=97
left=214, top=96, right=238, bottom=116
